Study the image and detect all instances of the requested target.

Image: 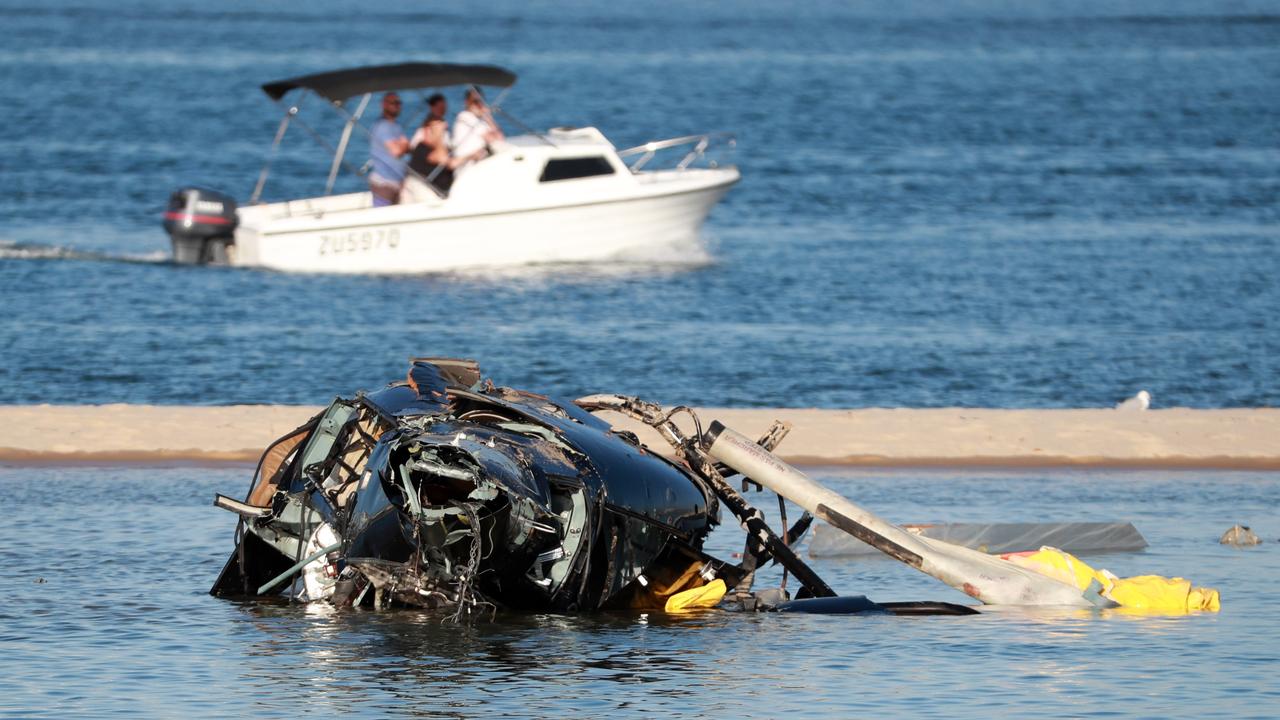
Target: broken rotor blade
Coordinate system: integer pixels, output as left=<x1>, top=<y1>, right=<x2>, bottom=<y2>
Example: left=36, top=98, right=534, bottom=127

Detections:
left=701, top=421, right=1095, bottom=607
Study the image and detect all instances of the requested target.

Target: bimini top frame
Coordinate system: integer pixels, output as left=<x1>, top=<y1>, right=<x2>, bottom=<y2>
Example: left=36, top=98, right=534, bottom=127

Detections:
left=249, top=62, right=518, bottom=204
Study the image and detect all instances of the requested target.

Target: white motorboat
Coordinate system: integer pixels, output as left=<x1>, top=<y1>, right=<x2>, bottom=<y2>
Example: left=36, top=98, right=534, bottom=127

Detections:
left=163, top=62, right=739, bottom=274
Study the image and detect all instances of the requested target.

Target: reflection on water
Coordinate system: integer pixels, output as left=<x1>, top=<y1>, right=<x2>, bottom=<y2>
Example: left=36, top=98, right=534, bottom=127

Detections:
left=2, top=466, right=1277, bottom=718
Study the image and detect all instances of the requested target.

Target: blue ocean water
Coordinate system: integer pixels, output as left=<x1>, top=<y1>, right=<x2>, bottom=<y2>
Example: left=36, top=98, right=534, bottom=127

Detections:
left=2, top=5, right=1279, bottom=714
left=3, top=465, right=1278, bottom=718
left=1, top=1, right=1277, bottom=408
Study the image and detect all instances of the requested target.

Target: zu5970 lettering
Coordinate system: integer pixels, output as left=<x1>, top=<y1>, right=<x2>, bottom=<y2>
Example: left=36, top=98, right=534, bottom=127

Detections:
left=319, top=228, right=400, bottom=255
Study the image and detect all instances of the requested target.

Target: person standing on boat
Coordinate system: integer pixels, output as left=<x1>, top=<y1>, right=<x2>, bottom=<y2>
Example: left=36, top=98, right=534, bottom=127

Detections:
left=368, top=92, right=410, bottom=207
left=451, top=86, right=504, bottom=174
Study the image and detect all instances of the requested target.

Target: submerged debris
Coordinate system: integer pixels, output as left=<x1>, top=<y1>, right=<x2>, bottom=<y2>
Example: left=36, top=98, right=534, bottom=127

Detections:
left=212, top=357, right=1218, bottom=618
left=211, top=358, right=971, bottom=618
left=1220, top=524, right=1262, bottom=546
left=808, top=521, right=1148, bottom=558
left=699, top=422, right=1221, bottom=612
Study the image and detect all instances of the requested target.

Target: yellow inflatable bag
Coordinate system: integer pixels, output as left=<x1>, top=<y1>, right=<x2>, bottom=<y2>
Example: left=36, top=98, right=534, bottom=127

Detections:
left=664, top=578, right=727, bottom=613
left=1003, top=547, right=1107, bottom=591
left=1106, top=574, right=1221, bottom=613
left=1002, top=547, right=1220, bottom=613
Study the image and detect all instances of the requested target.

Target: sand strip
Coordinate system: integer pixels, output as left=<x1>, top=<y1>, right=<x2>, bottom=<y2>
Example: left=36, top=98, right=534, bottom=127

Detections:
left=1, top=404, right=1276, bottom=469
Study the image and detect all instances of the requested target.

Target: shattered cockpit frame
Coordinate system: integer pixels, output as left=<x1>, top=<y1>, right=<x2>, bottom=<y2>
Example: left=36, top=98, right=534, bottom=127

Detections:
left=211, top=358, right=975, bottom=618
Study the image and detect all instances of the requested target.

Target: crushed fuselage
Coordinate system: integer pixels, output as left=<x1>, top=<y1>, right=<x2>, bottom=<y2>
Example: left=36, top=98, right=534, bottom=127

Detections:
left=212, top=359, right=734, bottom=615
left=212, top=358, right=978, bottom=618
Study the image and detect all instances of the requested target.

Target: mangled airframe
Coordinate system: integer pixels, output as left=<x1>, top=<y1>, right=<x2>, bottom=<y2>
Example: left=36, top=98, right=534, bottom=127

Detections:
left=212, top=358, right=1219, bottom=617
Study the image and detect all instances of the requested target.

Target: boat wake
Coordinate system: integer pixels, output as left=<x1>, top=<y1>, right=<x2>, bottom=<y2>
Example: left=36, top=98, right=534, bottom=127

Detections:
left=614, top=236, right=717, bottom=266
left=444, top=238, right=717, bottom=282
left=0, top=240, right=170, bottom=265
left=0, top=235, right=715, bottom=279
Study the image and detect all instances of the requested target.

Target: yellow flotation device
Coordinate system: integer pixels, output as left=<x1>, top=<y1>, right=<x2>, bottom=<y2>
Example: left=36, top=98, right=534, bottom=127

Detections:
left=1002, top=547, right=1220, bottom=614
left=1106, top=574, right=1221, bottom=613
left=664, top=578, right=728, bottom=613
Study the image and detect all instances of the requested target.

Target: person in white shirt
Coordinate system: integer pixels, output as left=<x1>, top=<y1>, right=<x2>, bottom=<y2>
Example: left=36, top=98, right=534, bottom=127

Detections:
left=451, top=86, right=504, bottom=174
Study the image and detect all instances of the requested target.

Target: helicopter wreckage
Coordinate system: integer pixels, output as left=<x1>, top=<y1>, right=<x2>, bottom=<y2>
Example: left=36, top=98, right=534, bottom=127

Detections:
left=214, top=358, right=1214, bottom=618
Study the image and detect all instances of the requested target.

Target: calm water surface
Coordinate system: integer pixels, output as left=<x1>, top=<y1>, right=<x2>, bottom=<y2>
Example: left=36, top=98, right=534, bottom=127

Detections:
left=2, top=4, right=1278, bottom=715
left=3, top=466, right=1278, bottom=718
left=0, top=0, right=1277, bottom=408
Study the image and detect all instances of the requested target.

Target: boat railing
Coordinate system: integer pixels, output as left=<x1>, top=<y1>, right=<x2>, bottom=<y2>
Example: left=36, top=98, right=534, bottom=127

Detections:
left=617, top=132, right=735, bottom=172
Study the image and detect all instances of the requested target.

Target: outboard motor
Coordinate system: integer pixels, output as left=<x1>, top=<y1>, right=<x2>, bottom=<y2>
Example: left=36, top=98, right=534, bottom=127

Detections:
left=163, top=187, right=238, bottom=265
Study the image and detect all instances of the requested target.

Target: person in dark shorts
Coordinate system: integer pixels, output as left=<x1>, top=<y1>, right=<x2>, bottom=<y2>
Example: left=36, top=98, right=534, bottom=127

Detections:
left=404, top=93, right=455, bottom=199
left=404, top=94, right=488, bottom=202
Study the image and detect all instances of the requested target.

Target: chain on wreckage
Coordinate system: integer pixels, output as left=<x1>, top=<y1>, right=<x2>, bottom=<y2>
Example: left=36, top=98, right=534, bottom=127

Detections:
left=211, top=358, right=976, bottom=617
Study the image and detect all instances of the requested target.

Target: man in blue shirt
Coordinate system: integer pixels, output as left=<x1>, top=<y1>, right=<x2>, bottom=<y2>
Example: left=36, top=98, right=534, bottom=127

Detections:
left=369, top=92, right=410, bottom=207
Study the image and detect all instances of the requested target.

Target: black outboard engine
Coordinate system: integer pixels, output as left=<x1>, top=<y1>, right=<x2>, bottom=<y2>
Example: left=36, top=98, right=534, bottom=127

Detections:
left=163, top=187, right=238, bottom=265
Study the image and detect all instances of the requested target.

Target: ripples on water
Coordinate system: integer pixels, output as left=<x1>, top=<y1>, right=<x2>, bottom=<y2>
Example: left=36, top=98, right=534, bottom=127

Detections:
left=3, top=3, right=1278, bottom=717
left=2, top=466, right=1278, bottom=718
left=0, top=0, right=1277, bottom=408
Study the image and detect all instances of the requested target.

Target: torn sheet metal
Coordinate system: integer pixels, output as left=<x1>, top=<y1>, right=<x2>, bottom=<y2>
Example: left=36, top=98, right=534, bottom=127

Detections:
left=808, top=521, right=1148, bottom=558
left=210, top=359, right=975, bottom=618
left=701, top=421, right=1219, bottom=611
left=212, top=359, right=734, bottom=615
left=701, top=421, right=1103, bottom=606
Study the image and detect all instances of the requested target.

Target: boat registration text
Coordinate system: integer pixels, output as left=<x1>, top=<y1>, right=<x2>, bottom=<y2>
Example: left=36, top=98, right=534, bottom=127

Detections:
left=318, top=228, right=400, bottom=255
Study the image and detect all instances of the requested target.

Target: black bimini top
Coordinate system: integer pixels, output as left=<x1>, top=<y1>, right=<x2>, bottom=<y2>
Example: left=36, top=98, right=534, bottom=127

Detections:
left=261, top=62, right=517, bottom=103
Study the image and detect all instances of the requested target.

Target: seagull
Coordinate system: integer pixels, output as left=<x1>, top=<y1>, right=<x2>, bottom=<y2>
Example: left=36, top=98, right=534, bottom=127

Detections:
left=1115, top=390, right=1151, bottom=411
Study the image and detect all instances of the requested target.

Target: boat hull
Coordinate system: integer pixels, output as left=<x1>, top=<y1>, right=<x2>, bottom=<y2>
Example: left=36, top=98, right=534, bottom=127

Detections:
left=232, top=170, right=737, bottom=274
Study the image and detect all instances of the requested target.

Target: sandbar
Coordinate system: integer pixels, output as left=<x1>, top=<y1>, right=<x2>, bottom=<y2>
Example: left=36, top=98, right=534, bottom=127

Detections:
left=1, top=404, right=1276, bottom=469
